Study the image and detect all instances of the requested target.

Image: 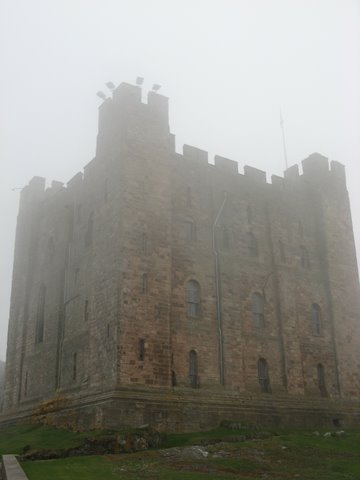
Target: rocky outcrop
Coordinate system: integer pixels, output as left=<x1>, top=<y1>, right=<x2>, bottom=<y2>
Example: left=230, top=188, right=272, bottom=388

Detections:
left=20, top=427, right=163, bottom=461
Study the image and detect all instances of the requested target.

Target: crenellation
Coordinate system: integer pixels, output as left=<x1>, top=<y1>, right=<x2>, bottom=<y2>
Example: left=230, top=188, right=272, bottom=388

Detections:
left=302, top=152, right=329, bottom=178
left=270, top=174, right=284, bottom=187
left=284, top=164, right=300, bottom=180
left=182, top=144, right=208, bottom=165
left=243, top=165, right=267, bottom=183
left=214, top=155, right=238, bottom=173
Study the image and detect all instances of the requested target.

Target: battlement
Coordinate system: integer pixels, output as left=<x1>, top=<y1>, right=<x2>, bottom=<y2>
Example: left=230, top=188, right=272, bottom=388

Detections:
left=21, top=82, right=348, bottom=207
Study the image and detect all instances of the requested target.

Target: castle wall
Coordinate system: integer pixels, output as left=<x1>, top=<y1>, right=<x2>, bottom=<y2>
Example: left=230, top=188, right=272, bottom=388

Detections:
left=2, top=82, right=359, bottom=424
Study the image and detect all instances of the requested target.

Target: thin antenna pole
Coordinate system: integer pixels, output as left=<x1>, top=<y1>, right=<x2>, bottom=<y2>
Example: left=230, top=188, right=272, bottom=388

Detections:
left=280, top=108, right=288, bottom=170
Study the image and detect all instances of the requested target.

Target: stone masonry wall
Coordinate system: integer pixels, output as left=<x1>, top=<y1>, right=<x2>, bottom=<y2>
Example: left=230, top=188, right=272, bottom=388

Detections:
left=2, top=82, right=360, bottom=422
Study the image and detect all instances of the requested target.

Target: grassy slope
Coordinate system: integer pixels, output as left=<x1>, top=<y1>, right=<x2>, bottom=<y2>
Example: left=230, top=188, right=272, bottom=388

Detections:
left=0, top=423, right=109, bottom=455
left=0, top=424, right=359, bottom=479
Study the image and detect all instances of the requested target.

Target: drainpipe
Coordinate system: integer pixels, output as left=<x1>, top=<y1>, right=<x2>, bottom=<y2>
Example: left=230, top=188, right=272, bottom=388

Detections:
left=212, top=192, right=227, bottom=386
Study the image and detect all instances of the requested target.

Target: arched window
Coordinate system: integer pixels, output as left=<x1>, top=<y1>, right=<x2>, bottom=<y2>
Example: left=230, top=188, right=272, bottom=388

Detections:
left=311, top=304, right=321, bottom=335
left=246, top=232, right=258, bottom=257
left=258, top=358, right=270, bottom=393
left=85, top=212, right=94, bottom=247
left=35, top=284, right=46, bottom=344
left=252, top=292, right=264, bottom=328
left=189, top=350, right=199, bottom=388
left=317, top=363, right=327, bottom=397
left=300, top=245, right=310, bottom=268
left=186, top=280, right=200, bottom=317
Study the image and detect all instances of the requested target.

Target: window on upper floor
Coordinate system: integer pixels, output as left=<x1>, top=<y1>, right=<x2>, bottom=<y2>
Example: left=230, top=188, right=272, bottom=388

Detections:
left=186, top=280, right=201, bottom=317
left=311, top=303, right=321, bottom=335
left=252, top=292, right=264, bottom=328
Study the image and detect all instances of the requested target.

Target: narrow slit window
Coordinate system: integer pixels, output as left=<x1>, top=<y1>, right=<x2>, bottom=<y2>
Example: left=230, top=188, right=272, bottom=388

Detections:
left=186, top=280, right=200, bottom=317
left=73, top=353, right=77, bottom=381
left=258, top=358, right=270, bottom=393
left=139, top=339, right=145, bottom=361
left=189, top=350, right=199, bottom=388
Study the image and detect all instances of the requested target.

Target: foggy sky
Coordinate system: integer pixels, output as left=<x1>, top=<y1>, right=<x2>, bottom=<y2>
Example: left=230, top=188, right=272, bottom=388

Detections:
left=0, top=0, right=359, bottom=360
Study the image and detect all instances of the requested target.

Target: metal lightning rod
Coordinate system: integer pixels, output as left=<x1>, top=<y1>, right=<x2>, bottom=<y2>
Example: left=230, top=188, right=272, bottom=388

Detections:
left=280, top=108, right=288, bottom=170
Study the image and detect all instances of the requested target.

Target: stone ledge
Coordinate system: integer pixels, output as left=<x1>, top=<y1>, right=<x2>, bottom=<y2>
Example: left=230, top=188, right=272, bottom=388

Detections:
left=1, top=455, right=29, bottom=480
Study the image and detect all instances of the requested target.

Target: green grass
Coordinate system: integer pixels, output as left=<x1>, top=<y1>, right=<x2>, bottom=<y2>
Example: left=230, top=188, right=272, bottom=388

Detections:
left=0, top=423, right=110, bottom=455
left=1, top=423, right=360, bottom=479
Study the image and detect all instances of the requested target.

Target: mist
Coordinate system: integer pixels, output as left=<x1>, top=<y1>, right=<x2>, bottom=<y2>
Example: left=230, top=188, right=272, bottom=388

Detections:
left=0, top=0, right=359, bottom=360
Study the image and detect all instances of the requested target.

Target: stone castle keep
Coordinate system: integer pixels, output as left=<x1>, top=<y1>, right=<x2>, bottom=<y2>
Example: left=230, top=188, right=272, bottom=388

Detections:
left=2, top=82, right=360, bottom=430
